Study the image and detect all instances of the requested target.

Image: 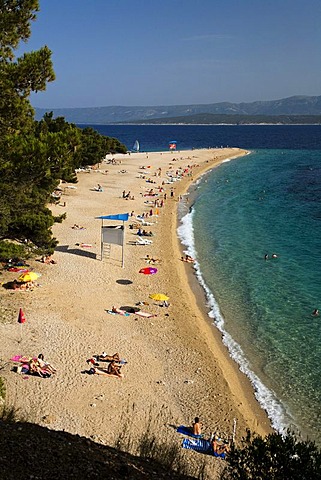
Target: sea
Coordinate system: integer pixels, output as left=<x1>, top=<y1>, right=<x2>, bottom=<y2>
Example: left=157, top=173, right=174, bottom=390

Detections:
left=84, top=124, right=321, bottom=443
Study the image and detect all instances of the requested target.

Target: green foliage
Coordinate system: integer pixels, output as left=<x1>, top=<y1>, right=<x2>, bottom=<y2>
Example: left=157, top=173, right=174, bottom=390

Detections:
left=0, top=0, right=39, bottom=59
left=0, top=1, right=55, bottom=136
left=0, top=404, right=24, bottom=423
left=221, top=430, right=321, bottom=480
left=0, top=1, right=126, bottom=254
left=53, top=213, right=67, bottom=224
left=0, top=241, right=28, bottom=262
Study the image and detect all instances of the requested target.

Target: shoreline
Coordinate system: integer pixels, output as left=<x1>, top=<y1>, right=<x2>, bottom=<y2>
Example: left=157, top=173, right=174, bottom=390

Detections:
left=164, top=151, right=272, bottom=436
left=0, top=148, right=271, bottom=474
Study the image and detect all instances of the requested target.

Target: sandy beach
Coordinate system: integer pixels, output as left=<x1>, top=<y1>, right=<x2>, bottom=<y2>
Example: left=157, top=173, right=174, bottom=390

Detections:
left=0, top=148, right=271, bottom=475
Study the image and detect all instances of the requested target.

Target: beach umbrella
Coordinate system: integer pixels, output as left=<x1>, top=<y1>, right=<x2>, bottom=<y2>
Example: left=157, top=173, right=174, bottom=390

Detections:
left=17, top=307, right=26, bottom=343
left=149, top=293, right=169, bottom=301
left=139, top=267, right=158, bottom=275
left=18, top=272, right=39, bottom=283
left=17, top=308, right=26, bottom=324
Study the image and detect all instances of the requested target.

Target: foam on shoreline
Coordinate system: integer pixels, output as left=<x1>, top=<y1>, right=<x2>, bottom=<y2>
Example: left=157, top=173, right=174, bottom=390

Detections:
left=177, top=207, right=293, bottom=435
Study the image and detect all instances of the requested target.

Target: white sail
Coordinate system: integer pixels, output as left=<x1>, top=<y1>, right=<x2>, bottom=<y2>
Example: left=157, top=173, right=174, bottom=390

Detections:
left=133, top=140, right=140, bottom=152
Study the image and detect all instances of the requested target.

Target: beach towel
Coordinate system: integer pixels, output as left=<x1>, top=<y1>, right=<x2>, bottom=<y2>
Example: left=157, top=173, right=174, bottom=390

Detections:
left=182, top=438, right=226, bottom=458
left=176, top=425, right=203, bottom=439
left=136, top=238, right=153, bottom=245
left=7, top=267, right=29, bottom=273
left=135, top=311, right=157, bottom=318
left=10, top=355, right=35, bottom=363
left=106, top=310, right=130, bottom=317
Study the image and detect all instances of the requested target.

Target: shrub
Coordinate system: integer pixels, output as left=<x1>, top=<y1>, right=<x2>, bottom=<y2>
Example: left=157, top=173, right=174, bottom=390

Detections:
left=0, top=241, right=28, bottom=262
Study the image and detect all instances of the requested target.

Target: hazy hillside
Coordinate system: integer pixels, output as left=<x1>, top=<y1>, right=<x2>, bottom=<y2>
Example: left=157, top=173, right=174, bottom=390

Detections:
left=128, top=113, right=321, bottom=125
left=34, top=95, right=321, bottom=124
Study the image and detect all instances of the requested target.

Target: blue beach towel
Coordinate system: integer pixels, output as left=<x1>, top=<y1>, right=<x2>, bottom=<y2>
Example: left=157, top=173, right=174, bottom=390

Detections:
left=182, top=438, right=226, bottom=458
left=105, top=310, right=130, bottom=317
left=176, top=425, right=203, bottom=439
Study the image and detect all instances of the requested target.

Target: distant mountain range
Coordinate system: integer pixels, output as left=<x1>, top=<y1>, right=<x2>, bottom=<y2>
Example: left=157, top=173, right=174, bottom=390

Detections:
left=34, top=95, right=321, bottom=124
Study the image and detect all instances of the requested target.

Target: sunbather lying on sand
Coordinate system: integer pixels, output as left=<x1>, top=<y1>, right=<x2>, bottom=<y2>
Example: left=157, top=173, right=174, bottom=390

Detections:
left=181, top=255, right=195, bottom=263
left=90, top=362, right=124, bottom=378
left=135, top=311, right=157, bottom=318
left=9, top=280, right=38, bottom=291
left=211, top=437, right=230, bottom=455
left=111, top=306, right=128, bottom=315
left=94, top=352, right=121, bottom=362
left=41, top=255, right=57, bottom=264
left=144, top=255, right=161, bottom=264
left=11, top=280, right=28, bottom=291
left=71, top=224, right=86, bottom=230
left=37, top=354, right=56, bottom=374
left=28, top=359, right=51, bottom=378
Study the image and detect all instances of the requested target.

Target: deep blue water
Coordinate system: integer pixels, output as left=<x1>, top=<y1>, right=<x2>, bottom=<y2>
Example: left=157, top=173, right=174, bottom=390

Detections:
left=86, top=124, right=321, bottom=442
left=80, top=124, right=321, bottom=151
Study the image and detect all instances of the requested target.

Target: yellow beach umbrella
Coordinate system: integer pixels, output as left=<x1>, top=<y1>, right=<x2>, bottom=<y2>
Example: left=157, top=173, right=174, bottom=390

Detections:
left=149, top=293, right=169, bottom=302
left=18, top=272, right=39, bottom=283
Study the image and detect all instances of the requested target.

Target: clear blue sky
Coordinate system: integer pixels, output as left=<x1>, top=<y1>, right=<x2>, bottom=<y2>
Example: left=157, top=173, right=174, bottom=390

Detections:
left=18, top=0, right=321, bottom=108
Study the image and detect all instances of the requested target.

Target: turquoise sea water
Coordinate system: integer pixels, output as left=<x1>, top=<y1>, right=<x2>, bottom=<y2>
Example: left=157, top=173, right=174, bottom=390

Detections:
left=178, top=149, right=321, bottom=443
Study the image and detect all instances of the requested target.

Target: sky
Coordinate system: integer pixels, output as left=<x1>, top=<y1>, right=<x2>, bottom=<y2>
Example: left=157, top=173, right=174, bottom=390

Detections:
left=17, top=0, right=321, bottom=108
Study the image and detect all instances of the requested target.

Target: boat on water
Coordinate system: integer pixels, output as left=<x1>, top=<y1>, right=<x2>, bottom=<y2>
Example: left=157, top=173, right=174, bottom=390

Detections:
left=132, top=140, right=140, bottom=152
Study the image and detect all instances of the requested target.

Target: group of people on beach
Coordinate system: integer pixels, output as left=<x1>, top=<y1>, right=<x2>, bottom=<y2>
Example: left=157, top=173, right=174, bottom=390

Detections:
left=9, top=152, right=236, bottom=463
left=192, top=417, right=230, bottom=456
left=87, top=352, right=126, bottom=378
left=11, top=279, right=38, bottom=291
left=16, top=354, right=56, bottom=378
left=137, top=228, right=154, bottom=237
left=181, top=254, right=195, bottom=263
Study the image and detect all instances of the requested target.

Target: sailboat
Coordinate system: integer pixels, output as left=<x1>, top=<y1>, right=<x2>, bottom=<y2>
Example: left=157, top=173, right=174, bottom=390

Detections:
left=132, top=139, right=140, bottom=152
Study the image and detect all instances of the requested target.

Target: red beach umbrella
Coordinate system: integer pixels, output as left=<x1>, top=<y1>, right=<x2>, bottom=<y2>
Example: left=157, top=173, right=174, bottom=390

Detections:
left=18, top=308, right=26, bottom=324
left=139, top=267, right=158, bottom=275
left=17, top=307, right=26, bottom=343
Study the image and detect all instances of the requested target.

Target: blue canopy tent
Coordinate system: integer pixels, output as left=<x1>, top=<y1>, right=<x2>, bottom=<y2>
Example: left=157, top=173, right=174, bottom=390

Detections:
left=96, top=214, right=129, bottom=267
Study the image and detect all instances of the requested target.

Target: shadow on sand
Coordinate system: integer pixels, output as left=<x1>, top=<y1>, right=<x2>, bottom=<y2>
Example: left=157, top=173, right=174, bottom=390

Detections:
left=55, top=245, right=97, bottom=260
left=116, top=279, right=133, bottom=285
